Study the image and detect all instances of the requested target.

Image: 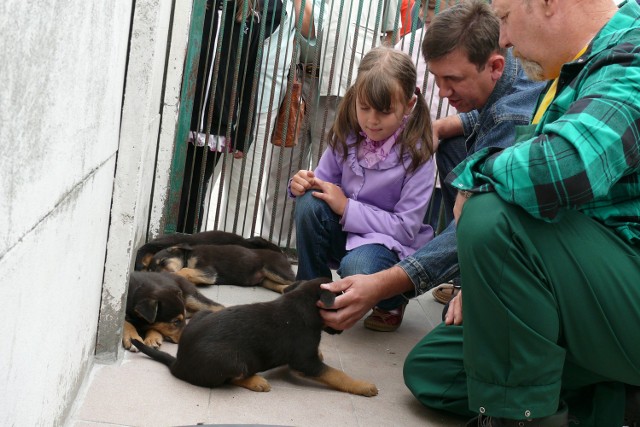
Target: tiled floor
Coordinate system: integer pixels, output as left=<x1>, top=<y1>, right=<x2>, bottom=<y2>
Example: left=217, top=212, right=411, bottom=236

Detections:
left=68, top=275, right=467, bottom=427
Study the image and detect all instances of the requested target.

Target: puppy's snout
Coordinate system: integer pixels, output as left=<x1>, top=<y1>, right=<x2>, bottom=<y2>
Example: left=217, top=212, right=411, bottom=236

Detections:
left=319, top=290, right=336, bottom=308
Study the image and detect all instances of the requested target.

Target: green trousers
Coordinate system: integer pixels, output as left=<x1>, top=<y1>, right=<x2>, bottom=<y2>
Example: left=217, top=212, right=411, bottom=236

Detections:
left=404, top=193, right=640, bottom=425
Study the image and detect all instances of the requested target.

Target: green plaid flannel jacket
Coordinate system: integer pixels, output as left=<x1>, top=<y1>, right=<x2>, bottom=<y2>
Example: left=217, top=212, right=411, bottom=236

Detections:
left=447, top=0, right=640, bottom=243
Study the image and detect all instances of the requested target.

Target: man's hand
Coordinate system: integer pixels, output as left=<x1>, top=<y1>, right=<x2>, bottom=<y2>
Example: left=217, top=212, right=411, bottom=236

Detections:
left=317, top=275, right=382, bottom=330
left=453, top=191, right=472, bottom=223
left=317, top=267, right=415, bottom=331
left=311, top=177, right=348, bottom=216
left=444, top=290, right=463, bottom=325
left=433, top=115, right=464, bottom=142
left=290, top=169, right=316, bottom=197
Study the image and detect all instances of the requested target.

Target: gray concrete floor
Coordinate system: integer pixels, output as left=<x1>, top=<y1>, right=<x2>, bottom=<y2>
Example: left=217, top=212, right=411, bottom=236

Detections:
left=67, top=274, right=467, bottom=427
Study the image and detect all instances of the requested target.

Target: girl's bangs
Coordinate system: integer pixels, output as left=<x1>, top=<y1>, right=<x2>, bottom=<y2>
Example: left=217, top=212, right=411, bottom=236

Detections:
left=356, top=71, right=396, bottom=112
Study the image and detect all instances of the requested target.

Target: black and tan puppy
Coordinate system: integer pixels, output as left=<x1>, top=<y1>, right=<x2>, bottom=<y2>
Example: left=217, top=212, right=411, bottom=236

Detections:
left=147, top=243, right=295, bottom=294
left=132, top=277, right=378, bottom=397
left=135, top=230, right=282, bottom=271
left=123, top=271, right=224, bottom=351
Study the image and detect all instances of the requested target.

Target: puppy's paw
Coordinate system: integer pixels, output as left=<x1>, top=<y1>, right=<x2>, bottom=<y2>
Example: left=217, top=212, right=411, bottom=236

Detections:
left=232, top=375, right=271, bottom=392
left=351, top=381, right=378, bottom=397
left=123, top=336, right=141, bottom=352
left=143, top=329, right=164, bottom=348
left=247, top=376, right=271, bottom=392
left=123, top=321, right=142, bottom=352
left=314, top=366, right=378, bottom=397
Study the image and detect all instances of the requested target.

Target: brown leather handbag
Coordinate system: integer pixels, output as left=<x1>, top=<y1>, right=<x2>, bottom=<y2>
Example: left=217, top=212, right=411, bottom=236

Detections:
left=272, top=64, right=306, bottom=147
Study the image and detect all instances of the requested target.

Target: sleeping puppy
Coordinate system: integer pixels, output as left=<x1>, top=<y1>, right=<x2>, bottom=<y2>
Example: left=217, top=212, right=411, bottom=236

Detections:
left=147, top=243, right=295, bottom=294
left=123, top=271, right=224, bottom=351
left=132, top=277, right=378, bottom=397
left=135, top=230, right=282, bottom=271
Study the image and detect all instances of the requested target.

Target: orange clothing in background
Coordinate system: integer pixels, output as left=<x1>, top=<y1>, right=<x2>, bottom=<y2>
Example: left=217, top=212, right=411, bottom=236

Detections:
left=400, top=0, right=415, bottom=36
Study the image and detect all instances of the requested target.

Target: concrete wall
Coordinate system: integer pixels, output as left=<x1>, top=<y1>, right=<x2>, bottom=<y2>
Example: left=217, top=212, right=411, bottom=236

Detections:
left=95, top=0, right=184, bottom=362
left=0, top=0, right=188, bottom=424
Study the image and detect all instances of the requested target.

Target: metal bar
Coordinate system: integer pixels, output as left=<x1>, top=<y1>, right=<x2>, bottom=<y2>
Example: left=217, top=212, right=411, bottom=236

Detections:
left=163, top=0, right=207, bottom=234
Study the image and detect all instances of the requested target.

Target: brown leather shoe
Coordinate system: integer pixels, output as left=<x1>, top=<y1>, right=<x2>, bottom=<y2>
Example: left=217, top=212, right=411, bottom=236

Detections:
left=363, top=305, right=406, bottom=332
left=432, top=282, right=461, bottom=304
left=466, top=401, right=568, bottom=426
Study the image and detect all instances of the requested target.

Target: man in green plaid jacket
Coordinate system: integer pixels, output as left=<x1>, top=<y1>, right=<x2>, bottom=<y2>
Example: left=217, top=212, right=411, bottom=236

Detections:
left=404, top=0, right=640, bottom=425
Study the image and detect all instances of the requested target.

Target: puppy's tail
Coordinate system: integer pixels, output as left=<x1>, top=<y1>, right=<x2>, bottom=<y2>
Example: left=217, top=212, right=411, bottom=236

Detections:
left=131, top=339, right=176, bottom=368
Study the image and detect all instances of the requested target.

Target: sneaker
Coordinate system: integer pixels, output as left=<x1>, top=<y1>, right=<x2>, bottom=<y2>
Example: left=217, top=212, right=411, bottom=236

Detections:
left=465, top=402, right=569, bottom=426
left=364, top=305, right=406, bottom=332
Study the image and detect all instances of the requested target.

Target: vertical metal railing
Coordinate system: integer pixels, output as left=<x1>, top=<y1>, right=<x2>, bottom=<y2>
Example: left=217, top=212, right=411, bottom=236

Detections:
left=164, top=0, right=455, bottom=250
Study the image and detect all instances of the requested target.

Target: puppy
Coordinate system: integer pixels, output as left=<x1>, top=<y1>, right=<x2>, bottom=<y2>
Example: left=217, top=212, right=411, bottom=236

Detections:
left=147, top=243, right=295, bottom=293
left=132, top=278, right=378, bottom=397
left=135, top=230, right=281, bottom=271
left=123, top=271, right=224, bottom=351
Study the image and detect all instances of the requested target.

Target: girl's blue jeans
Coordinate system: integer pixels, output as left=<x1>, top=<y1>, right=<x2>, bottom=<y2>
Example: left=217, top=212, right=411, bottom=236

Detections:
left=294, top=191, right=406, bottom=310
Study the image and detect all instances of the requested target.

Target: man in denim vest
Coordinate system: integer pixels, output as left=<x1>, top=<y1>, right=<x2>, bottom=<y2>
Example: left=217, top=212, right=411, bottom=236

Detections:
left=318, top=1, right=544, bottom=332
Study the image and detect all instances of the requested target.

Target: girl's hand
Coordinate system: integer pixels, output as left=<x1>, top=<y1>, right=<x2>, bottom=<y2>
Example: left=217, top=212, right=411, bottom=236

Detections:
left=311, top=177, right=348, bottom=216
left=290, top=170, right=315, bottom=197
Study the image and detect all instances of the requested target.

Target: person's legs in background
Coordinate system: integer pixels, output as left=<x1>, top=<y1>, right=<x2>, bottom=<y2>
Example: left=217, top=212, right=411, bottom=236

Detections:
left=207, top=105, right=276, bottom=237
left=178, top=143, right=219, bottom=233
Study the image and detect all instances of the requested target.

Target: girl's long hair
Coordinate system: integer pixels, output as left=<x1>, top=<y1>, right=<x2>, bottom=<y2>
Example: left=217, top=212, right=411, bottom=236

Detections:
left=327, top=46, right=434, bottom=172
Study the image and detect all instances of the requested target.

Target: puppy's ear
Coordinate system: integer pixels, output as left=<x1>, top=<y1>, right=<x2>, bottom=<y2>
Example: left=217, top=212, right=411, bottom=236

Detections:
left=319, top=290, right=336, bottom=307
left=173, top=243, right=193, bottom=251
left=134, top=298, right=159, bottom=323
left=136, top=253, right=154, bottom=271
left=246, top=236, right=282, bottom=252
left=164, top=244, right=192, bottom=256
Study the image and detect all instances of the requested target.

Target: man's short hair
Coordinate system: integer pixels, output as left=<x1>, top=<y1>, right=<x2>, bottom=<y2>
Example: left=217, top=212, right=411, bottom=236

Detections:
left=422, top=0, right=503, bottom=70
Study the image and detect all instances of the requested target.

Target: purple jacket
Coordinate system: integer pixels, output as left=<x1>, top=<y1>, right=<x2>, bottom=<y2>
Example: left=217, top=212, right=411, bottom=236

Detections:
left=314, top=134, right=436, bottom=259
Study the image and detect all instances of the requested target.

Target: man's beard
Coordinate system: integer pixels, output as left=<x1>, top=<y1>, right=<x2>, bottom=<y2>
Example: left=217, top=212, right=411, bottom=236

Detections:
left=514, top=52, right=546, bottom=81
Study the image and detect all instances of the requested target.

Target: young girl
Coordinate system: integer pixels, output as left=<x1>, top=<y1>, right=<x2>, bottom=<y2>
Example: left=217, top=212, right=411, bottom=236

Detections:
left=289, top=46, right=436, bottom=332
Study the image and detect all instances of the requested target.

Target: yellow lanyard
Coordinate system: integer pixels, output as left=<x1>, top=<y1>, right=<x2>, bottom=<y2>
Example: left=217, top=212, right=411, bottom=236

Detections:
left=531, top=44, right=590, bottom=125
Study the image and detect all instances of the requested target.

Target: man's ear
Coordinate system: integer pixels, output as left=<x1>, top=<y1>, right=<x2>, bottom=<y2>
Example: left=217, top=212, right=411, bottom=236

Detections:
left=543, top=0, right=559, bottom=17
left=488, top=53, right=506, bottom=81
